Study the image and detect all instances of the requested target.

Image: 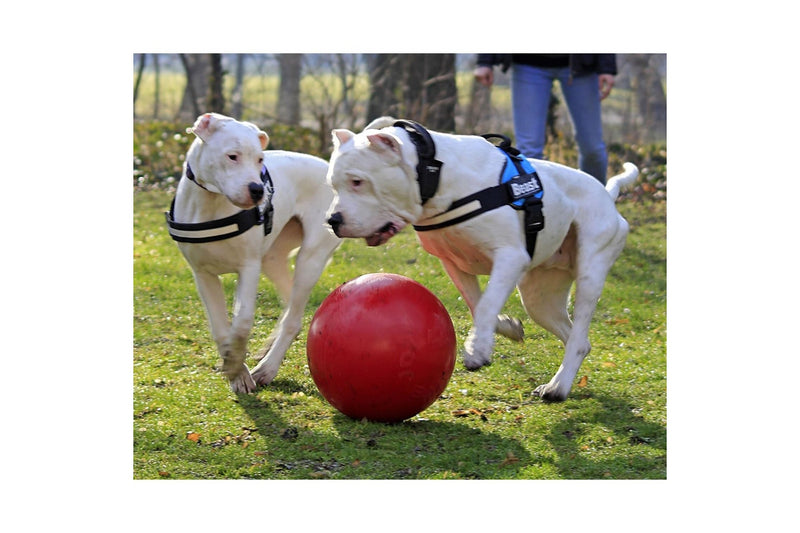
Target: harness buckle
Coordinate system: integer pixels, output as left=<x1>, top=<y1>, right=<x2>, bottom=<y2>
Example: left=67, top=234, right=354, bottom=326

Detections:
left=523, top=199, right=545, bottom=233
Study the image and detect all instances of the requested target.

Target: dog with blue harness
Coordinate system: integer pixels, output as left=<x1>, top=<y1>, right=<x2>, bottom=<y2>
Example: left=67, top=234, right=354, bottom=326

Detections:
left=327, top=118, right=639, bottom=401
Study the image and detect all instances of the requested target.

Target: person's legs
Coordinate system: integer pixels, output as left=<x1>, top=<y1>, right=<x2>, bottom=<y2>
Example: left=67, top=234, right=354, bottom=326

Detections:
left=511, top=64, right=554, bottom=160
left=559, top=72, right=608, bottom=183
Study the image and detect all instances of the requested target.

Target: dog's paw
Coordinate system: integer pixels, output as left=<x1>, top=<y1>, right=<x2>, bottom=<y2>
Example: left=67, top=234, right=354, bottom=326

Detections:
left=462, top=349, right=492, bottom=371
left=251, top=363, right=280, bottom=387
left=463, top=332, right=493, bottom=370
left=496, top=315, right=524, bottom=342
left=229, top=365, right=258, bottom=394
left=533, top=382, right=569, bottom=402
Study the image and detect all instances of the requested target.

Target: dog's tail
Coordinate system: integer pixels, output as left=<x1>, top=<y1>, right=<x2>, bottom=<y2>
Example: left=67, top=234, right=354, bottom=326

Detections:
left=605, top=162, right=640, bottom=201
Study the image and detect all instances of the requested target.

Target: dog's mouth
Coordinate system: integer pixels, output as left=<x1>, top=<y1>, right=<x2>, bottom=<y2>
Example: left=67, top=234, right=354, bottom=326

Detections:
left=365, top=222, right=402, bottom=246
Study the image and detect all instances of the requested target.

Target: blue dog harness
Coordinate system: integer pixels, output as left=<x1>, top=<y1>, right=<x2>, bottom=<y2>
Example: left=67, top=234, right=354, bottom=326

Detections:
left=165, top=163, right=275, bottom=243
left=412, top=133, right=545, bottom=258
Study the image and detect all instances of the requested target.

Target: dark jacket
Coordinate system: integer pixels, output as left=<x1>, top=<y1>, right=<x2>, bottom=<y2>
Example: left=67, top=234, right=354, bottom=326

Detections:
left=476, top=54, right=617, bottom=77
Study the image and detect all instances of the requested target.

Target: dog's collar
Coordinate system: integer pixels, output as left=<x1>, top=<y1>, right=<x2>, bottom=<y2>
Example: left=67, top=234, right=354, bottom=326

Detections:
left=165, top=164, right=275, bottom=243
left=413, top=135, right=545, bottom=258
left=393, top=120, right=443, bottom=205
left=185, top=163, right=209, bottom=190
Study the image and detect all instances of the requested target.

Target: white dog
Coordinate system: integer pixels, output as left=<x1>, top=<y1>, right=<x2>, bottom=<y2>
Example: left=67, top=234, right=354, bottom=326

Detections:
left=166, top=113, right=340, bottom=393
left=326, top=118, right=638, bottom=401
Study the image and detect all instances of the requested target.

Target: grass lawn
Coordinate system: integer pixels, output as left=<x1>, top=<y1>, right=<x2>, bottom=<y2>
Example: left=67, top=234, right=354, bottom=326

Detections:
left=133, top=190, right=666, bottom=480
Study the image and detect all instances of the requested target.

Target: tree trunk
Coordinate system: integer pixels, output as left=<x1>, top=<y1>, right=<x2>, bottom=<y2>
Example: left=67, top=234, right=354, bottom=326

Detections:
left=133, top=54, right=146, bottom=110
left=230, top=54, right=245, bottom=119
left=624, top=54, right=667, bottom=143
left=367, top=54, right=456, bottom=131
left=178, top=54, right=211, bottom=121
left=207, top=53, right=225, bottom=114
left=366, top=54, right=403, bottom=122
left=419, top=54, right=456, bottom=131
left=153, top=54, right=160, bottom=119
left=277, top=54, right=302, bottom=125
left=466, top=70, right=491, bottom=133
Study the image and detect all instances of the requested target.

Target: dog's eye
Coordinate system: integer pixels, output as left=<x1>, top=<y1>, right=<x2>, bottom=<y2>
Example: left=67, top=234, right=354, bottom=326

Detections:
left=228, top=154, right=238, bottom=162
left=351, top=178, right=363, bottom=188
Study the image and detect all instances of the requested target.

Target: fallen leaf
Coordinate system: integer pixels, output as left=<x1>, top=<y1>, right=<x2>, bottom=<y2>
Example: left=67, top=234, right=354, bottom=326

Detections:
left=577, top=376, right=589, bottom=388
left=452, top=408, right=486, bottom=420
left=186, top=431, right=201, bottom=442
left=501, top=451, right=520, bottom=466
left=602, top=362, right=617, bottom=368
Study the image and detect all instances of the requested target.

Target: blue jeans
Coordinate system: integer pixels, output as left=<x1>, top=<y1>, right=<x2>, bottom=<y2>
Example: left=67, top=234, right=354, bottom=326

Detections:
left=511, top=64, right=608, bottom=183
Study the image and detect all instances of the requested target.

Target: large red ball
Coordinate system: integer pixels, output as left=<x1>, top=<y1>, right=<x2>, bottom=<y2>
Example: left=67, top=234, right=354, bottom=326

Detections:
left=307, top=273, right=456, bottom=423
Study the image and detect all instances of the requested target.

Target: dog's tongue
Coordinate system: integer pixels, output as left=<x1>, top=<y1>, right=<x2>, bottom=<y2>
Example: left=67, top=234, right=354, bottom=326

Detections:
left=365, top=223, right=397, bottom=246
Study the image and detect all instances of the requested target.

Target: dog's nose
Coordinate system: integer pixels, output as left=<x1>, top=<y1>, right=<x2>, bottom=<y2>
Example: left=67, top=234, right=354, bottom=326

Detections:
left=248, top=182, right=264, bottom=202
left=327, top=212, right=343, bottom=235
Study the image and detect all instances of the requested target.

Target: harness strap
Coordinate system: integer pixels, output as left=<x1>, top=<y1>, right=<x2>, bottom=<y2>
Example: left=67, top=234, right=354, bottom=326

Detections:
left=413, top=135, right=545, bottom=258
left=393, top=120, right=443, bottom=205
left=165, top=164, right=275, bottom=243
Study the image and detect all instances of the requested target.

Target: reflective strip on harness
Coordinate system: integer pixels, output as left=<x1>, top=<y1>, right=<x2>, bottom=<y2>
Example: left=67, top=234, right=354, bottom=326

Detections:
left=165, top=163, right=275, bottom=244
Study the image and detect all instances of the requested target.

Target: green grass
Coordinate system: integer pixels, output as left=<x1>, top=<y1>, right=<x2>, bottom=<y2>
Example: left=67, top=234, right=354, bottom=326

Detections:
left=133, top=190, right=666, bottom=480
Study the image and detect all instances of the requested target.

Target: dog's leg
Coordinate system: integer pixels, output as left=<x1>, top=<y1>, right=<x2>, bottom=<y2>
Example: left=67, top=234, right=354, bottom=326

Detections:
left=439, top=258, right=524, bottom=342
left=193, top=270, right=231, bottom=348
left=250, top=232, right=339, bottom=386
left=533, top=225, right=628, bottom=401
left=193, top=270, right=257, bottom=393
left=262, top=218, right=303, bottom=304
left=517, top=266, right=574, bottom=345
left=257, top=221, right=302, bottom=360
left=223, top=264, right=262, bottom=393
left=462, top=249, right=530, bottom=370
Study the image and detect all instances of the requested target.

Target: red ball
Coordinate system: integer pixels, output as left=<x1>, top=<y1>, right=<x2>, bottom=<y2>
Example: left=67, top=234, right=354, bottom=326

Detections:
left=307, top=273, right=456, bottom=422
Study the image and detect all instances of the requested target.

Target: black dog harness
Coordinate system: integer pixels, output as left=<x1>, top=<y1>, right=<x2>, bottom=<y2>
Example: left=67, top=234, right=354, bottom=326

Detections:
left=407, top=127, right=545, bottom=258
left=393, top=120, right=443, bottom=205
left=165, top=163, right=275, bottom=243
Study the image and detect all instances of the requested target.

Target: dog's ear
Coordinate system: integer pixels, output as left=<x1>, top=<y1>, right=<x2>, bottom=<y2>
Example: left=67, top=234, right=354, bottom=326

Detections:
left=240, top=120, right=270, bottom=150
left=366, top=132, right=402, bottom=157
left=332, top=129, right=355, bottom=150
left=187, top=113, right=221, bottom=142
left=257, top=131, right=269, bottom=150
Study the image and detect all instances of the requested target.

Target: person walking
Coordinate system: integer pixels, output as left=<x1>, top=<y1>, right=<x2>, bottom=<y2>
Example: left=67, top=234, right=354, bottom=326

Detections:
left=474, top=54, right=616, bottom=183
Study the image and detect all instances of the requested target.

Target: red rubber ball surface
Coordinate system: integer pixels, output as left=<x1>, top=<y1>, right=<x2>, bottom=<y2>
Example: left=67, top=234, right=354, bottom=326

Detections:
left=307, top=273, right=456, bottom=422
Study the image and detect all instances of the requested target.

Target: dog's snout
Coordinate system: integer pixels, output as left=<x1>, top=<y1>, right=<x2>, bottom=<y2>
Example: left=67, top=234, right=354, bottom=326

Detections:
left=248, top=182, right=264, bottom=202
left=327, top=212, right=344, bottom=235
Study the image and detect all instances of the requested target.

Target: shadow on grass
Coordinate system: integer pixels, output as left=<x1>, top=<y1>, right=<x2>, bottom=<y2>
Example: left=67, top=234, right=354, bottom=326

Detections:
left=237, top=378, right=532, bottom=480
left=545, top=392, right=667, bottom=479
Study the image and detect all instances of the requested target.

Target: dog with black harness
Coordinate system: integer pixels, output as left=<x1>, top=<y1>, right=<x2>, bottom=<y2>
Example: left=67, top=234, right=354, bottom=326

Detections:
left=167, top=113, right=340, bottom=393
left=326, top=118, right=638, bottom=401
